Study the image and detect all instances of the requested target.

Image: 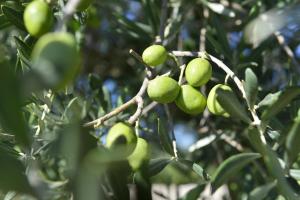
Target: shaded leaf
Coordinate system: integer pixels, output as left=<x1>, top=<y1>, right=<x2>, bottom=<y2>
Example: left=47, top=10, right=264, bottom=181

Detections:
left=148, top=157, right=173, bottom=176
left=0, top=150, right=34, bottom=195
left=0, top=14, right=11, bottom=29
left=179, top=184, right=205, bottom=200
left=285, top=113, right=300, bottom=165
left=157, top=118, right=174, bottom=156
left=1, top=5, right=25, bottom=30
left=244, top=68, right=258, bottom=109
left=249, top=181, right=276, bottom=200
left=216, top=88, right=251, bottom=124
left=0, top=61, right=31, bottom=147
left=211, top=153, right=261, bottom=191
left=248, top=129, right=299, bottom=200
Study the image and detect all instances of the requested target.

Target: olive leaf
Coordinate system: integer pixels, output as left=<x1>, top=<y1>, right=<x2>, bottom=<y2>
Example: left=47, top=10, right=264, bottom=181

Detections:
left=261, top=87, right=300, bottom=122
left=179, top=184, right=206, bottom=200
left=1, top=5, right=25, bottom=31
left=248, top=181, right=277, bottom=200
left=157, top=118, right=174, bottom=156
left=244, top=68, right=258, bottom=109
left=285, top=113, right=300, bottom=165
left=0, top=61, right=31, bottom=147
left=148, top=157, right=173, bottom=176
left=216, top=88, right=252, bottom=124
left=211, top=153, right=261, bottom=191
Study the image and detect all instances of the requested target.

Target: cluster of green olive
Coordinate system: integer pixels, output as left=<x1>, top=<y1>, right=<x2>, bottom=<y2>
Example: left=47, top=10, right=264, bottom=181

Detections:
left=106, top=122, right=150, bottom=171
left=143, top=44, right=232, bottom=117
left=22, top=0, right=95, bottom=90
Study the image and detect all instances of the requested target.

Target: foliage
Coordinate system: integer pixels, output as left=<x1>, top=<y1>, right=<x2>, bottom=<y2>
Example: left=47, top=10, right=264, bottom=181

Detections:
left=0, top=0, right=300, bottom=199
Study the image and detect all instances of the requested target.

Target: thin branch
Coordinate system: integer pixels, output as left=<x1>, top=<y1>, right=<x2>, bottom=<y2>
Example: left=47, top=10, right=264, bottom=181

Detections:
left=142, top=101, right=158, bottom=116
left=274, top=31, right=300, bottom=75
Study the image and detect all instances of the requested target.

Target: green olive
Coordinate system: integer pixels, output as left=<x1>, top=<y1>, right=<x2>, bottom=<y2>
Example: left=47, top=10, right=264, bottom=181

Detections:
left=77, top=0, right=94, bottom=11
left=147, top=76, right=180, bottom=103
left=23, top=0, right=53, bottom=37
left=175, top=85, right=207, bottom=115
left=142, top=45, right=167, bottom=67
left=207, top=84, right=232, bottom=117
left=106, top=122, right=137, bottom=157
left=31, top=32, right=81, bottom=90
left=185, top=58, right=212, bottom=87
left=128, top=138, right=150, bottom=171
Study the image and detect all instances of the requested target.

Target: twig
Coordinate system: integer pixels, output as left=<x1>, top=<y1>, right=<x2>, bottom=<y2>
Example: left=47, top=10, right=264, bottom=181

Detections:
left=142, top=101, right=158, bottom=116
left=164, top=104, right=178, bottom=159
left=128, top=90, right=146, bottom=124
left=84, top=78, right=149, bottom=128
left=171, top=50, right=266, bottom=144
left=274, top=31, right=300, bottom=75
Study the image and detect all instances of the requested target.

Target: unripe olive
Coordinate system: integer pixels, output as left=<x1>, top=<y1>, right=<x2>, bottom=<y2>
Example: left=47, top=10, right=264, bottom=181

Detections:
left=106, top=122, right=137, bottom=157
left=77, top=0, right=94, bottom=11
left=175, top=85, right=207, bottom=115
left=128, top=138, right=150, bottom=171
left=142, top=45, right=167, bottom=67
left=31, top=32, right=81, bottom=90
left=207, top=84, right=232, bottom=117
left=147, top=76, right=180, bottom=103
left=185, top=58, right=212, bottom=87
left=23, top=0, right=53, bottom=37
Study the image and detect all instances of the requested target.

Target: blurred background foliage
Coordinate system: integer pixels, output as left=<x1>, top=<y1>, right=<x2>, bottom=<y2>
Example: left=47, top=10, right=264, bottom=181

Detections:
left=0, top=0, right=300, bottom=199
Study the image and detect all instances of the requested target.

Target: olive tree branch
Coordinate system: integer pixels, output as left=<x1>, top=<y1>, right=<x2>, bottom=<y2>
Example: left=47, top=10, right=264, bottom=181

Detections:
left=171, top=50, right=266, bottom=144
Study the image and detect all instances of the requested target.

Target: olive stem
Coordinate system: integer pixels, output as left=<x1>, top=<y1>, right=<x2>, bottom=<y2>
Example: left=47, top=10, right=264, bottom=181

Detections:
left=178, top=64, right=186, bottom=85
left=171, top=50, right=266, bottom=144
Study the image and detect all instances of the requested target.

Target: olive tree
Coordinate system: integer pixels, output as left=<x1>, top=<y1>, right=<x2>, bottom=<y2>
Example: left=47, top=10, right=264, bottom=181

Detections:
left=0, top=0, right=300, bottom=200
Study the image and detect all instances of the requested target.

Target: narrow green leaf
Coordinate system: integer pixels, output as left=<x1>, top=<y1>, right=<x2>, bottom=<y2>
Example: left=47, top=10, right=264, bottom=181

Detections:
left=148, top=157, right=173, bottom=176
left=0, top=150, right=34, bottom=195
left=261, top=87, right=300, bottom=121
left=248, top=129, right=299, bottom=200
left=1, top=5, right=25, bottom=31
left=258, top=91, right=281, bottom=108
left=285, top=114, right=300, bottom=165
left=157, top=118, right=174, bottom=156
left=179, top=159, right=210, bottom=183
left=216, top=88, right=252, bottom=124
left=211, top=153, right=261, bottom=191
left=180, top=184, right=205, bottom=200
left=14, top=36, right=32, bottom=60
left=0, top=61, right=31, bottom=147
left=249, top=181, right=276, bottom=200
left=244, top=68, right=258, bottom=109
left=0, top=14, right=11, bottom=29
